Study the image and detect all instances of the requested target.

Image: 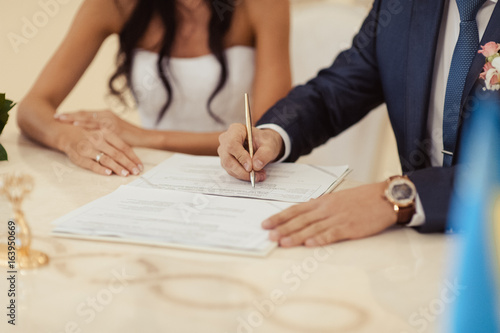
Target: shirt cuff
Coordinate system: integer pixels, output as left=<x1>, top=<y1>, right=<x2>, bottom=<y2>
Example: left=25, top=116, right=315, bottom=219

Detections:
left=256, top=124, right=291, bottom=163
left=406, top=193, right=425, bottom=227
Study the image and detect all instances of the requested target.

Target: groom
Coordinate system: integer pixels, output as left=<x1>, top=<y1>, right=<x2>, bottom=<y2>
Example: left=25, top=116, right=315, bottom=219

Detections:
left=217, top=0, right=500, bottom=247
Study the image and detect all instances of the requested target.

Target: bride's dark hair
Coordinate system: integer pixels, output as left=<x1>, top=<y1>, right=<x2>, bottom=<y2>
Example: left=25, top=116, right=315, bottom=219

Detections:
left=109, top=0, right=235, bottom=124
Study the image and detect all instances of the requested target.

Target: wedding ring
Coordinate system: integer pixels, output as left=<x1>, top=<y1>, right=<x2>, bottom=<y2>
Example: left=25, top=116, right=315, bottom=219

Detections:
left=95, top=152, right=104, bottom=163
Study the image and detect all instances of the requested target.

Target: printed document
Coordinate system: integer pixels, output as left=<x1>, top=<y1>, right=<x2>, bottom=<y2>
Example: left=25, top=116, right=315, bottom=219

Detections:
left=52, top=154, right=350, bottom=256
left=53, top=186, right=293, bottom=256
left=129, top=154, right=350, bottom=202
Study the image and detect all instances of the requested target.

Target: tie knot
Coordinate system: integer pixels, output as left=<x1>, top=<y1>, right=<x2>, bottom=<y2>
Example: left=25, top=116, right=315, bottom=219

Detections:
left=456, top=0, right=487, bottom=21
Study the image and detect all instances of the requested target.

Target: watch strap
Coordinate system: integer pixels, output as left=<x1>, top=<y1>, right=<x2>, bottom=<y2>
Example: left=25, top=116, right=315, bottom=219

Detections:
left=394, top=204, right=416, bottom=225
left=386, top=176, right=416, bottom=225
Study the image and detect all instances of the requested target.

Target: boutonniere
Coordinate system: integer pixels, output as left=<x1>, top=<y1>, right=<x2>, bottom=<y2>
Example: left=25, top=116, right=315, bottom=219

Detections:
left=478, top=42, right=500, bottom=91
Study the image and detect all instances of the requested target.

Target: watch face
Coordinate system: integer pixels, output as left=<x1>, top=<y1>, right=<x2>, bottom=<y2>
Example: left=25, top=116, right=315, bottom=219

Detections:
left=386, top=178, right=416, bottom=206
left=392, top=184, right=412, bottom=200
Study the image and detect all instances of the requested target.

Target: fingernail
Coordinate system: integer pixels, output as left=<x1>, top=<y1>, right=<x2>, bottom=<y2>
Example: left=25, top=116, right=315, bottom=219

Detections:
left=243, top=162, right=251, bottom=172
left=53, top=114, right=59, bottom=119
left=138, top=164, right=144, bottom=172
left=132, top=168, right=140, bottom=175
left=269, top=230, right=280, bottom=241
left=254, top=159, right=263, bottom=169
left=305, top=239, right=318, bottom=247
left=73, top=121, right=79, bottom=126
left=262, top=219, right=271, bottom=228
left=280, top=237, right=292, bottom=247
left=121, top=170, right=129, bottom=177
left=105, top=169, right=112, bottom=175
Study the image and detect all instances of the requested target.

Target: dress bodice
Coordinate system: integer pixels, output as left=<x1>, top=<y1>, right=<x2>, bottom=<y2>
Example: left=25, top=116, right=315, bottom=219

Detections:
left=130, top=46, right=255, bottom=132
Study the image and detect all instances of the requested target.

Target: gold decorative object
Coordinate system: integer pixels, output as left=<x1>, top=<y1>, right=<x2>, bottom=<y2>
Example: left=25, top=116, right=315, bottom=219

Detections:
left=0, top=173, right=49, bottom=269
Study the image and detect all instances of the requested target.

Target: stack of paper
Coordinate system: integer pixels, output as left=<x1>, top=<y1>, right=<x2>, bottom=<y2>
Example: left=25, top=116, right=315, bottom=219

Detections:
left=52, top=154, right=350, bottom=256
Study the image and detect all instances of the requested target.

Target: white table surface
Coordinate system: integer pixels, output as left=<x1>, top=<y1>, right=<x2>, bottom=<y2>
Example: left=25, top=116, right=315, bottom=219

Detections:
left=0, top=119, right=450, bottom=333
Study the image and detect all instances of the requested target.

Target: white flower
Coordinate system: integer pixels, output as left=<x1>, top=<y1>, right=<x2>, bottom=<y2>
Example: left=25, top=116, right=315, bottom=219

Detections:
left=485, top=68, right=498, bottom=90
left=491, top=57, right=500, bottom=72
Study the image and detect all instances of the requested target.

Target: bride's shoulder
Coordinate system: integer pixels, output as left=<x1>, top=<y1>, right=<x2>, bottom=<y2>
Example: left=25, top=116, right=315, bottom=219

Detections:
left=78, top=0, right=139, bottom=34
left=243, top=0, right=289, bottom=25
left=243, top=0, right=289, bottom=12
left=241, top=0, right=289, bottom=36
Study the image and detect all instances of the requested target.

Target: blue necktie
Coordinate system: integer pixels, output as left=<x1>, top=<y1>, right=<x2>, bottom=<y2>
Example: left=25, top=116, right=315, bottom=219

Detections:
left=442, top=0, right=486, bottom=167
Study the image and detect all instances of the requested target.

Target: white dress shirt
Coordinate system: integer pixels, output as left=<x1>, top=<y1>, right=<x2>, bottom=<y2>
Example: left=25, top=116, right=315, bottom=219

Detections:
left=259, top=0, right=497, bottom=227
left=427, top=0, right=497, bottom=166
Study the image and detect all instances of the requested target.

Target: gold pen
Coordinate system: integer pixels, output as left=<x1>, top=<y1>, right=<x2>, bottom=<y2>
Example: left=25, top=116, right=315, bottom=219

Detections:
left=244, top=93, right=255, bottom=188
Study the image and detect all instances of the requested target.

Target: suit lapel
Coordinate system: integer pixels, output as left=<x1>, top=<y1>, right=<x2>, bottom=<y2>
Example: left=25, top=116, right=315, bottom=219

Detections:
left=462, top=1, right=500, bottom=106
left=404, top=0, right=445, bottom=163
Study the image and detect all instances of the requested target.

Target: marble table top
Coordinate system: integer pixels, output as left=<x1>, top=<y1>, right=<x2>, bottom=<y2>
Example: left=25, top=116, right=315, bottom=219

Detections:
left=0, top=119, right=450, bottom=333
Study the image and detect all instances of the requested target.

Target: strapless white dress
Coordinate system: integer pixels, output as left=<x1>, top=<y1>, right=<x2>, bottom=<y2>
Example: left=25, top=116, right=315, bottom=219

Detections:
left=130, top=46, right=255, bottom=132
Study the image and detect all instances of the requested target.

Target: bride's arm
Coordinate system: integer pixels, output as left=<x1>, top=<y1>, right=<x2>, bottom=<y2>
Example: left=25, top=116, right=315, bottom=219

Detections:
left=247, top=0, right=292, bottom=120
left=54, top=109, right=227, bottom=155
left=17, top=0, right=142, bottom=176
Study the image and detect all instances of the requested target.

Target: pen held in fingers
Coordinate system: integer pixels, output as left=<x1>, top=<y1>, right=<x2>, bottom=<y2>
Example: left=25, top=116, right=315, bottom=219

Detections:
left=244, top=93, right=255, bottom=188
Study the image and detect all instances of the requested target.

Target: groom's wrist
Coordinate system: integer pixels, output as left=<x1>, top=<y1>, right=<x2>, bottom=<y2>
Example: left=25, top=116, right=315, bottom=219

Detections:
left=257, top=124, right=291, bottom=163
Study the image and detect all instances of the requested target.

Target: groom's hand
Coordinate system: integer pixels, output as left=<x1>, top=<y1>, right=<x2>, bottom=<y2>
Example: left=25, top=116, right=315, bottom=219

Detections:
left=218, top=124, right=284, bottom=182
left=262, top=182, right=399, bottom=247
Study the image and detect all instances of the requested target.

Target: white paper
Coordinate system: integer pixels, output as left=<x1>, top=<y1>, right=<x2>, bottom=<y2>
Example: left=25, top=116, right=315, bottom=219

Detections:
left=52, top=186, right=293, bottom=257
left=129, top=154, right=350, bottom=202
left=53, top=154, right=350, bottom=256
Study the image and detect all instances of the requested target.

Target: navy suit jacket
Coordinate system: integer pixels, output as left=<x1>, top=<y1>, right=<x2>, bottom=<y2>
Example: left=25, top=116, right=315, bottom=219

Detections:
left=257, top=0, right=500, bottom=232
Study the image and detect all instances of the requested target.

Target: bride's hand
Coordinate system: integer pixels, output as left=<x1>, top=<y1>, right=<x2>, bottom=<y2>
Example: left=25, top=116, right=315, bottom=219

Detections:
left=55, top=110, right=143, bottom=146
left=59, top=125, right=143, bottom=177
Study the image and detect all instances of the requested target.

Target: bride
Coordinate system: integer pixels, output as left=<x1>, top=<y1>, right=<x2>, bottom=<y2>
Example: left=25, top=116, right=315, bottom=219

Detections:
left=17, top=0, right=291, bottom=177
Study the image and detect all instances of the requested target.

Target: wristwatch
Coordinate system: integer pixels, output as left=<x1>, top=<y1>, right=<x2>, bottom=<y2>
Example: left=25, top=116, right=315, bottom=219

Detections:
left=384, top=175, right=417, bottom=225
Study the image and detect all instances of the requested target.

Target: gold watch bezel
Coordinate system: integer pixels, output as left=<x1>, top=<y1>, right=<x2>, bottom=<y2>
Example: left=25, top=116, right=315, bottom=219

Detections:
left=384, top=176, right=417, bottom=208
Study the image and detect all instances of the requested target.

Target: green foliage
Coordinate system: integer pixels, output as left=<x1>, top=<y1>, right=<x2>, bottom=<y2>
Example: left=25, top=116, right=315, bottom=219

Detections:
left=0, top=144, right=7, bottom=161
left=0, top=93, right=16, bottom=161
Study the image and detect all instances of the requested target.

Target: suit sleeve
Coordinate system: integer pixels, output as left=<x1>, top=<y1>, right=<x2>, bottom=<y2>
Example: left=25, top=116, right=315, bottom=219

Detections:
left=257, top=0, right=385, bottom=162
left=257, top=0, right=455, bottom=234
left=406, top=167, right=456, bottom=233
left=405, top=88, right=499, bottom=233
